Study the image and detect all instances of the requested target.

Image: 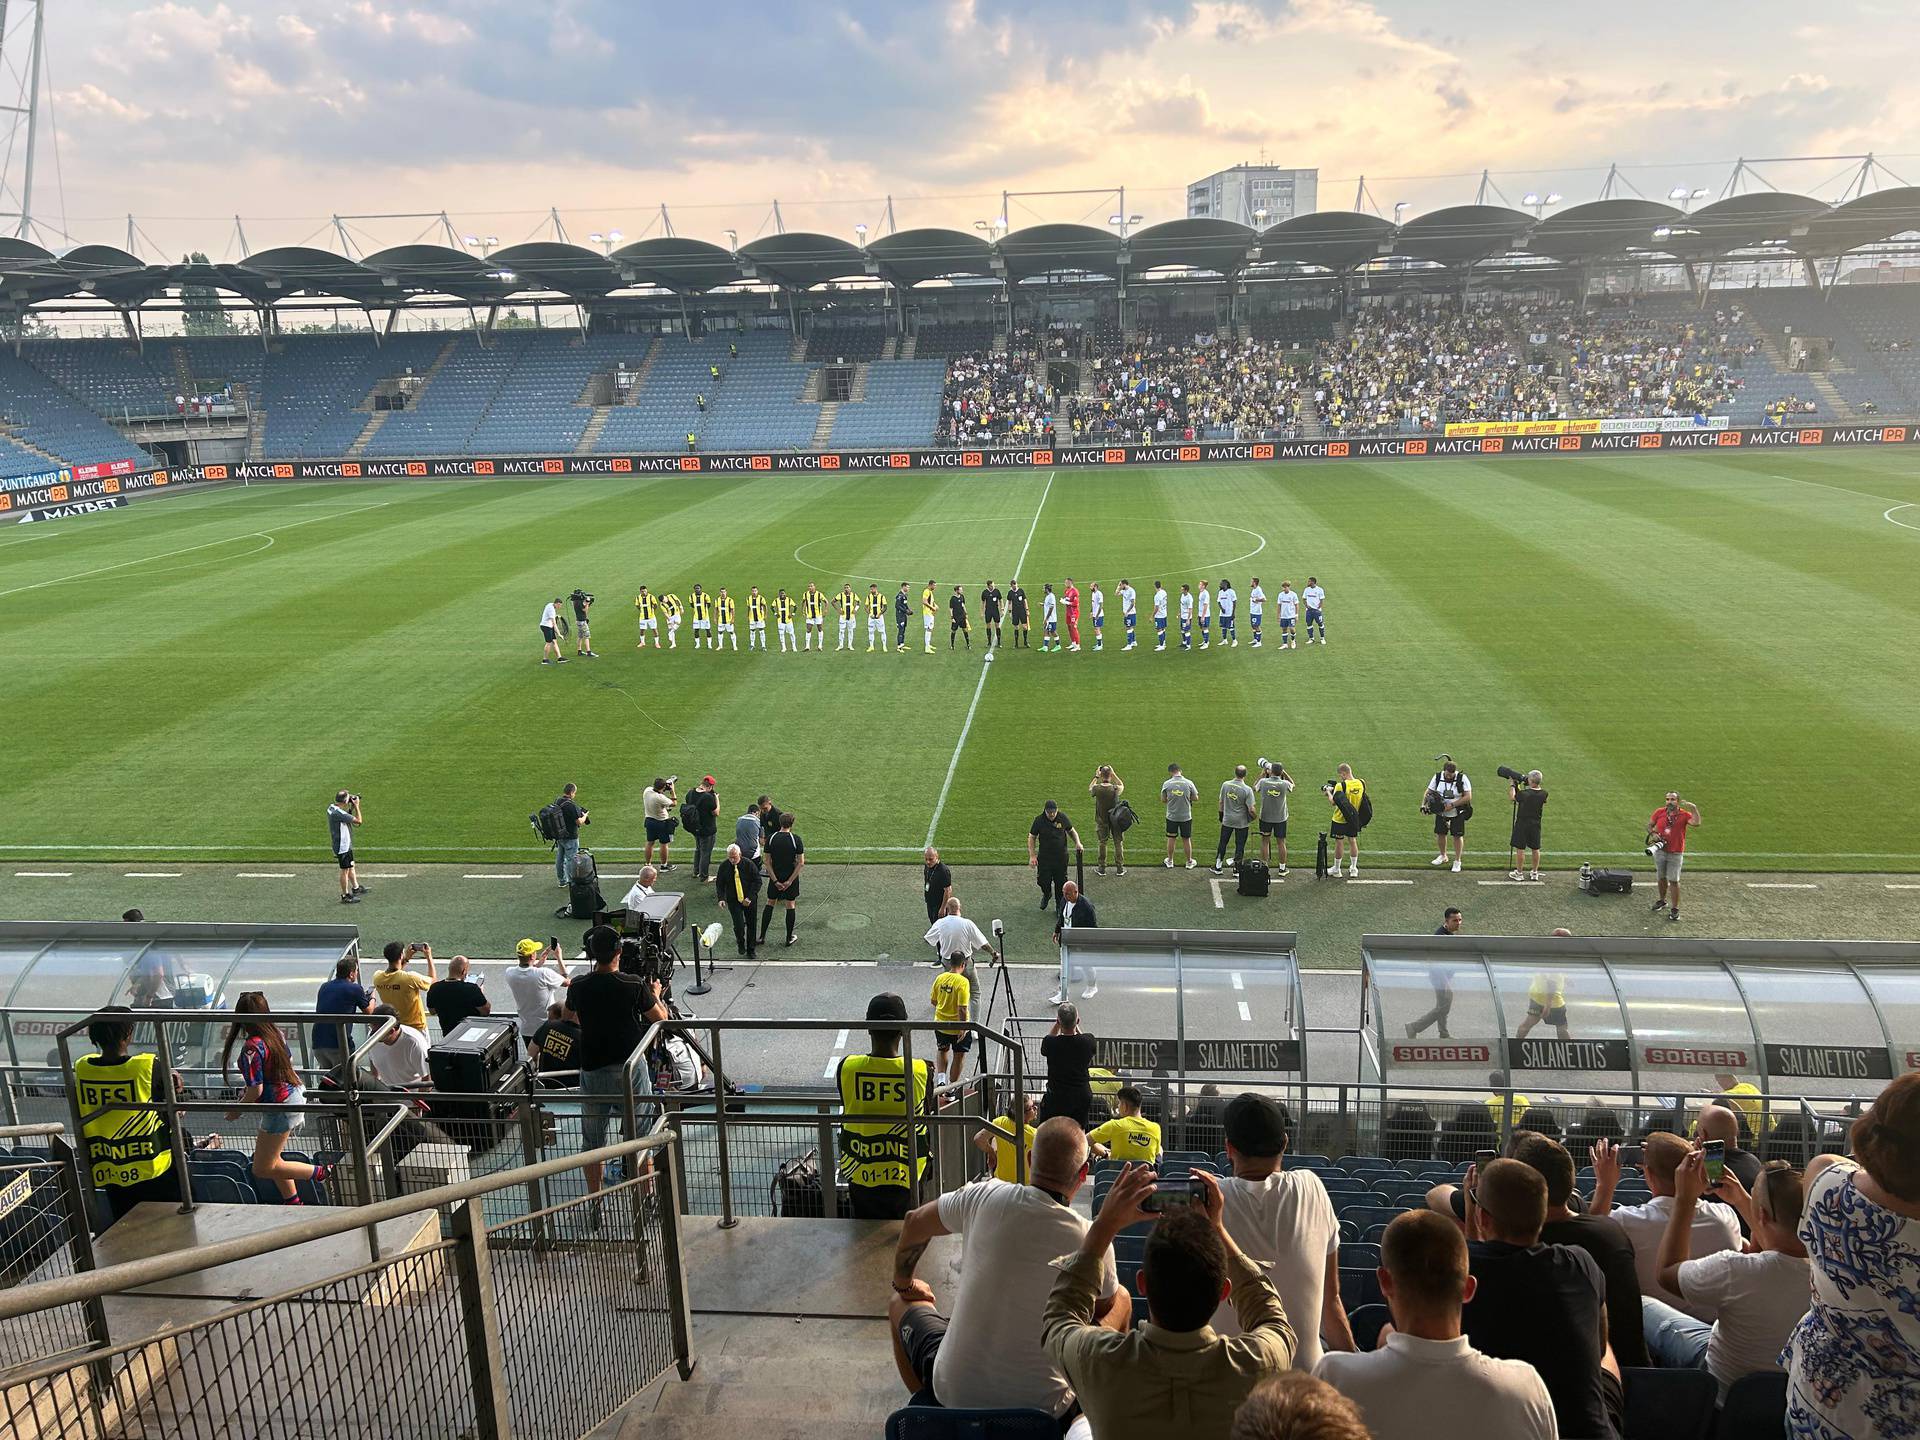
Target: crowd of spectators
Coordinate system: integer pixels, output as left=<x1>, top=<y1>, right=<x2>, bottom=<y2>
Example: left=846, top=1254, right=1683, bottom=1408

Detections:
left=1068, top=333, right=1312, bottom=443
left=940, top=344, right=1057, bottom=446
left=1560, top=301, right=1755, bottom=419
left=1311, top=302, right=1560, bottom=436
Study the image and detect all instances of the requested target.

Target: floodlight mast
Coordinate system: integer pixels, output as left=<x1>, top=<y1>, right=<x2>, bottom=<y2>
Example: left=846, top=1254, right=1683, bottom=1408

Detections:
left=0, top=0, right=48, bottom=241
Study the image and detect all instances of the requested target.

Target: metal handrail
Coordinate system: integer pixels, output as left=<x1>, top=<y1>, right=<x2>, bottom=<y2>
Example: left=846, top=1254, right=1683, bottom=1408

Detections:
left=0, top=1131, right=674, bottom=1322
left=0, top=1122, right=66, bottom=1141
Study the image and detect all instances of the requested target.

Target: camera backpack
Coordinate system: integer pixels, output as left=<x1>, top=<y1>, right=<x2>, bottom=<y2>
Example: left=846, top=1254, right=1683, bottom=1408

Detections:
left=678, top=797, right=702, bottom=832
left=532, top=801, right=566, bottom=844
left=1237, top=858, right=1271, bottom=897
left=773, top=1149, right=826, bottom=1217
left=1580, top=867, right=1634, bottom=896
left=1110, top=798, right=1137, bottom=834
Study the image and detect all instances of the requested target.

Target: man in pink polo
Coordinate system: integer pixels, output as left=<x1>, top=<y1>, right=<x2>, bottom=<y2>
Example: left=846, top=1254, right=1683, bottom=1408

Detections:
left=1647, top=792, right=1702, bottom=923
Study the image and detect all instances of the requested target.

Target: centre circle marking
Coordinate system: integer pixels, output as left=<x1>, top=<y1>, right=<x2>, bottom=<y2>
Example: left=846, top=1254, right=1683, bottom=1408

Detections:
left=791, top=518, right=1267, bottom=586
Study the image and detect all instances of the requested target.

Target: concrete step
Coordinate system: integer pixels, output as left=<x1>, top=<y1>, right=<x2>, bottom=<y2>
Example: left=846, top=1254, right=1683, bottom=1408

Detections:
left=347, top=409, right=389, bottom=456
left=811, top=402, right=840, bottom=446
left=577, top=405, right=613, bottom=455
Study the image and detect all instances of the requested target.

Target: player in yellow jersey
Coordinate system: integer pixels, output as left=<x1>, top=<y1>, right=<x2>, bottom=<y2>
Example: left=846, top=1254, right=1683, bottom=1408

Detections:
left=746, top=587, right=768, bottom=650
left=835, top=584, right=859, bottom=651
left=772, top=589, right=798, bottom=652
left=689, top=585, right=712, bottom=649
left=865, top=584, right=887, bottom=652
left=658, top=591, right=682, bottom=648
left=634, top=586, right=660, bottom=649
left=921, top=579, right=937, bottom=654
left=1087, top=1085, right=1162, bottom=1163
left=803, top=582, right=826, bottom=651
left=714, top=588, right=737, bottom=650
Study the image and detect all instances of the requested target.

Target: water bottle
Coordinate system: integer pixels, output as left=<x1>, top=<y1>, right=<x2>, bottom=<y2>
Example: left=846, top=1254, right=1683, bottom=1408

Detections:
left=1579, top=861, right=1593, bottom=893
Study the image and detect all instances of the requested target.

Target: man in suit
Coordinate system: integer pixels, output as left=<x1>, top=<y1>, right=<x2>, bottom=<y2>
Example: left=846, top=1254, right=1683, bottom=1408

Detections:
left=1049, top=880, right=1099, bottom=1005
left=714, top=843, right=764, bottom=957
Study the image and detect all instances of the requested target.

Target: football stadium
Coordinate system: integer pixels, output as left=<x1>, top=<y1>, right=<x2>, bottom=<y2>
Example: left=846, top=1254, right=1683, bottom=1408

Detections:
left=2, top=5, right=1919, bottom=1439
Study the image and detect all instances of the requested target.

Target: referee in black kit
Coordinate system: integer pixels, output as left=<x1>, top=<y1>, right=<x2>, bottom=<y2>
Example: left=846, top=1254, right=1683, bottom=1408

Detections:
left=981, top=580, right=1003, bottom=649
left=1007, top=579, right=1030, bottom=648
left=948, top=586, right=972, bottom=650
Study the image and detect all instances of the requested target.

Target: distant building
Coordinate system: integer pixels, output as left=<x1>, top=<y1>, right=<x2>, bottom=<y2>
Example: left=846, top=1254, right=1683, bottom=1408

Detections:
left=1186, top=165, right=1318, bottom=228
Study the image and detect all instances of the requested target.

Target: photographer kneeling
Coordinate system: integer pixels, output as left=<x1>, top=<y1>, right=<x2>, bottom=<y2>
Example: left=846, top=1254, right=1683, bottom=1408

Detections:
left=1423, top=756, right=1473, bottom=873
left=1506, top=768, right=1547, bottom=881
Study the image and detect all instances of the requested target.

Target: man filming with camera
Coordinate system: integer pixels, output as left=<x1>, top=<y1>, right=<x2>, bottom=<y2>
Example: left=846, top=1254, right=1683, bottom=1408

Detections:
left=327, top=790, right=365, bottom=905
left=1423, top=756, right=1473, bottom=873
left=1505, top=768, right=1547, bottom=881
left=569, top=588, right=597, bottom=659
left=1646, top=792, right=1702, bottom=923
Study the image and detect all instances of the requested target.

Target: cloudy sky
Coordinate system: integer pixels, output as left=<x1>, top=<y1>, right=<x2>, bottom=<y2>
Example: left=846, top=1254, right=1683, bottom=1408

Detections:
left=29, top=0, right=1920, bottom=257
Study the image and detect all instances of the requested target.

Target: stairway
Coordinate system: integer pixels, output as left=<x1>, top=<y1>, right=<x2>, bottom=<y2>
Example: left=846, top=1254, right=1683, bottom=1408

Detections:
left=899, top=334, right=917, bottom=360
left=880, top=335, right=898, bottom=360
left=1806, top=370, right=1853, bottom=420
left=811, top=403, right=839, bottom=446
left=576, top=406, right=613, bottom=455
left=1298, top=409, right=1327, bottom=439
left=347, top=411, right=389, bottom=456
left=789, top=333, right=807, bottom=363
left=167, top=345, right=194, bottom=397
left=627, top=337, right=663, bottom=402
left=848, top=364, right=870, bottom=402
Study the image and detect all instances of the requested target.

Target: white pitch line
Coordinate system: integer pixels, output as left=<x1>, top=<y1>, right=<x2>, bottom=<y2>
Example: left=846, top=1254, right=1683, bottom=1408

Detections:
left=1766, top=471, right=1916, bottom=512
left=1231, top=972, right=1244, bottom=991
left=1478, top=880, right=1535, bottom=886
left=1887, top=884, right=1920, bottom=891
left=1347, top=878, right=1414, bottom=885
left=358, top=872, right=410, bottom=879
left=822, top=1055, right=842, bottom=1080
left=0, top=501, right=392, bottom=602
left=1208, top=878, right=1226, bottom=909
left=1237, top=1001, right=1253, bottom=1023
left=833, top=1028, right=849, bottom=1051
left=1748, top=882, right=1819, bottom=890
left=236, top=872, right=297, bottom=879
left=1886, top=504, right=1920, bottom=533
left=925, top=470, right=1055, bottom=848
left=123, top=871, right=181, bottom=878
left=14, top=870, right=71, bottom=877
left=462, top=873, right=524, bottom=881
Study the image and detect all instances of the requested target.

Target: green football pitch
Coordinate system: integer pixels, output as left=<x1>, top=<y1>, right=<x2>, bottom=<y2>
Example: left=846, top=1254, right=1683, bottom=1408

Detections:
left=2, top=448, right=1917, bottom=872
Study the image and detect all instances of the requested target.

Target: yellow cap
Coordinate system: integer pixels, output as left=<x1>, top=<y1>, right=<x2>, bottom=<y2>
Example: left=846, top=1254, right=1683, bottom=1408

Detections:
left=515, top=938, right=541, bottom=957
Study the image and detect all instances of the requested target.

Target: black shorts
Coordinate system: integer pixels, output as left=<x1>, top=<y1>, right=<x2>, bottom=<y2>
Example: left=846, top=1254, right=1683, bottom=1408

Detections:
left=1330, top=821, right=1360, bottom=839
left=1259, top=819, right=1288, bottom=838
left=644, top=816, right=675, bottom=843
left=1039, top=1088, right=1092, bottom=1128
left=896, top=1306, right=948, bottom=1399
left=984, top=608, right=1001, bottom=623
left=1165, top=818, right=1193, bottom=838
left=848, top=1183, right=912, bottom=1220
left=1527, top=1000, right=1569, bottom=1027
left=336, top=850, right=355, bottom=870
left=769, top=873, right=800, bottom=899
left=1434, top=813, right=1467, bottom=838
left=540, top=625, right=557, bottom=641
left=935, top=1029, right=973, bottom=1054
left=1511, top=819, right=1542, bottom=850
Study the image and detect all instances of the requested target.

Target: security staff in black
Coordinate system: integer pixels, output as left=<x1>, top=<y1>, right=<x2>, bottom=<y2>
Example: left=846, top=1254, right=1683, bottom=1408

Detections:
left=893, top=583, right=912, bottom=652
left=74, top=1007, right=186, bottom=1223
left=1027, top=799, right=1082, bottom=912
left=948, top=586, right=971, bottom=650
left=834, top=993, right=932, bottom=1219
left=1007, top=581, right=1030, bottom=647
left=980, top=581, right=1004, bottom=648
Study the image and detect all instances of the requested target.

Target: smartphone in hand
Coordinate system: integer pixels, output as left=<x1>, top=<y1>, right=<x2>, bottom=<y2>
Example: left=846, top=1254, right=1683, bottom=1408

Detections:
left=1141, top=1177, right=1204, bottom=1214
left=1702, top=1139, right=1725, bottom=1184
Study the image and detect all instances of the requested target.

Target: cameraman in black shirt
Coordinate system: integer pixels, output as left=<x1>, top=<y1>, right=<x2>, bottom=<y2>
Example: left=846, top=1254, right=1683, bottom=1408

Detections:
left=570, top=588, right=597, bottom=659
left=1507, top=769, right=1547, bottom=882
left=566, top=926, right=668, bottom=1206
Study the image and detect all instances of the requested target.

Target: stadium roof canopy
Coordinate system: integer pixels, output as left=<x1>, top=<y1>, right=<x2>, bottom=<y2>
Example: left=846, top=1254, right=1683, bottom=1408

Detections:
left=11, top=188, right=1920, bottom=312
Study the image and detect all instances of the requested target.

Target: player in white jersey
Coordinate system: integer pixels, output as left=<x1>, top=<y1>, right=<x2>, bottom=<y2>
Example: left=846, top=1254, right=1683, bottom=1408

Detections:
left=539, top=597, right=567, bottom=665
left=1118, top=581, right=1138, bottom=650
left=1247, top=577, right=1267, bottom=648
left=1152, top=583, right=1169, bottom=650
left=1196, top=581, right=1212, bottom=649
left=1217, top=578, right=1237, bottom=647
left=1276, top=582, right=1299, bottom=649
left=1089, top=583, right=1106, bottom=652
left=1302, top=577, right=1327, bottom=644
left=1177, top=584, right=1195, bottom=650
left=1041, top=584, right=1060, bottom=651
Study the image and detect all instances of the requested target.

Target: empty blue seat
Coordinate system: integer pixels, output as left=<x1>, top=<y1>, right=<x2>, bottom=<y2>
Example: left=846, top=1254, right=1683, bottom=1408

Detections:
left=1348, top=1303, right=1391, bottom=1352
left=1338, top=1267, right=1385, bottom=1312
left=1340, top=1242, right=1381, bottom=1270
left=1339, top=1205, right=1407, bottom=1234
left=1621, top=1367, right=1718, bottom=1440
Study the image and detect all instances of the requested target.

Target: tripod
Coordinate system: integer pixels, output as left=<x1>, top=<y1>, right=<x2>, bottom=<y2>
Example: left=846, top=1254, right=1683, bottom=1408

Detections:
left=974, top=932, right=1023, bottom=1083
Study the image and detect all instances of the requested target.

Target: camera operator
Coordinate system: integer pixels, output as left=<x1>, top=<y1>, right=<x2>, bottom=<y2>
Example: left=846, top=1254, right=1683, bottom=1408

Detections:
left=569, top=588, right=597, bottom=659
left=551, top=783, right=588, bottom=889
left=1506, top=769, right=1547, bottom=881
left=1423, top=756, right=1473, bottom=874
left=327, top=790, right=366, bottom=905
left=642, top=776, right=678, bottom=872
left=1324, top=763, right=1366, bottom=878
left=688, top=775, right=720, bottom=882
left=1253, top=760, right=1294, bottom=875
left=1646, top=792, right=1702, bottom=924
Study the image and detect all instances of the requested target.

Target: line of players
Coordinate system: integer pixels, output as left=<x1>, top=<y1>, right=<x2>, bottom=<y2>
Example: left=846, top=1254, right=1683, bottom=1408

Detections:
left=628, top=577, right=1329, bottom=654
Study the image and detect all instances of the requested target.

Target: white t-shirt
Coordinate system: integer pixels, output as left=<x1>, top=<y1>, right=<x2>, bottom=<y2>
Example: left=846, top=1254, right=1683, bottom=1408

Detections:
left=327, top=804, right=355, bottom=855
left=1090, top=589, right=1104, bottom=618
left=1153, top=589, right=1167, bottom=618
left=931, top=1180, right=1117, bottom=1415
left=1249, top=584, right=1266, bottom=614
left=1042, top=592, right=1058, bottom=622
left=925, top=914, right=989, bottom=960
left=1120, top=585, right=1136, bottom=616
left=504, top=965, right=565, bottom=1039
left=620, top=880, right=655, bottom=910
left=1218, top=586, right=1236, bottom=616
left=1303, top=584, right=1325, bottom=611
left=540, top=602, right=559, bottom=629
left=1197, top=588, right=1211, bottom=618
left=369, top=1025, right=430, bottom=1086
left=1213, top=1169, right=1339, bottom=1369
left=1611, top=1195, right=1744, bottom=1319
left=1277, top=591, right=1298, bottom=619
left=1678, top=1247, right=1811, bottom=1392
left=1179, top=592, right=1194, bottom=619
left=1315, top=1332, right=1555, bottom=1440
left=642, top=788, right=670, bottom=821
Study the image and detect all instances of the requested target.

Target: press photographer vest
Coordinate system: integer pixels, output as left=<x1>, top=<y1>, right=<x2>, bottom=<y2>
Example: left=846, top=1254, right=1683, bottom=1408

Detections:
left=835, top=1054, right=930, bottom=1189
left=1430, top=772, right=1472, bottom=816
left=74, top=1053, right=173, bottom=1187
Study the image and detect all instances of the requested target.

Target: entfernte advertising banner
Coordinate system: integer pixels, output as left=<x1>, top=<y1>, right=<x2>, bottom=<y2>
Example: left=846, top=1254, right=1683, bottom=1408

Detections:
left=4, top=423, right=1914, bottom=523
left=1443, top=416, right=1733, bottom=438
left=1, top=463, right=223, bottom=522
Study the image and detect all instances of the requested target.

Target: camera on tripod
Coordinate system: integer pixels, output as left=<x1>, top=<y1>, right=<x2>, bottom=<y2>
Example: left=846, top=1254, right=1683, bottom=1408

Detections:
left=601, top=892, right=685, bottom=998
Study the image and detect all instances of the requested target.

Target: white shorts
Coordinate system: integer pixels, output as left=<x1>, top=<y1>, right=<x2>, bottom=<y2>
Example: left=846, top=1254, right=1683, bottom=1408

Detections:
left=779, top=621, right=795, bottom=636
left=807, top=616, right=824, bottom=628
left=693, top=620, right=711, bottom=632
left=638, top=618, right=658, bottom=632
left=751, top=621, right=766, bottom=632
left=719, top=622, right=735, bottom=635
left=666, top=616, right=681, bottom=631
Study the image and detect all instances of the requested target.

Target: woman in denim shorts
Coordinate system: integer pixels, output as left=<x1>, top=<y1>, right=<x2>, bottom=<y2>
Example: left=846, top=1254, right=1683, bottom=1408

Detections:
left=223, top=992, right=332, bottom=1203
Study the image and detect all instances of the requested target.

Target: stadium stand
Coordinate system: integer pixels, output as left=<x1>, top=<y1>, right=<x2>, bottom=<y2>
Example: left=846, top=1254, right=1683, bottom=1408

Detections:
left=912, top=320, right=997, bottom=358
left=806, top=320, right=888, bottom=363
left=594, top=330, right=819, bottom=452
left=830, top=359, right=947, bottom=447
left=21, top=338, right=176, bottom=418
left=0, top=350, right=154, bottom=481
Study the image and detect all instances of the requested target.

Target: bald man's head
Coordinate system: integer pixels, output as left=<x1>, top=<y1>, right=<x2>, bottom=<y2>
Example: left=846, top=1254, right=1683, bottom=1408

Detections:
left=1029, top=1116, right=1089, bottom=1192
left=1696, top=1104, right=1741, bottom=1147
